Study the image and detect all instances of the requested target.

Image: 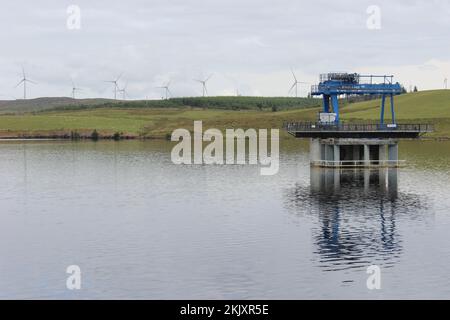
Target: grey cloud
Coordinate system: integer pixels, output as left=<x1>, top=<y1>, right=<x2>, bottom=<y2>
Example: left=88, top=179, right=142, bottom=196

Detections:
left=0, top=0, right=449, bottom=99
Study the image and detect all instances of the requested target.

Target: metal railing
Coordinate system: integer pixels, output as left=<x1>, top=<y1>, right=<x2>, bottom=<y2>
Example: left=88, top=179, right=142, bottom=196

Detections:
left=310, top=84, right=401, bottom=95
left=283, top=121, right=433, bottom=133
left=311, top=160, right=406, bottom=168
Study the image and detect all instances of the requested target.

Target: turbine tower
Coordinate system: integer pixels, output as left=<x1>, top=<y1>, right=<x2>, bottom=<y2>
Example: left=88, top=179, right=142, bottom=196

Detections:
left=194, top=74, right=213, bottom=97
left=157, top=81, right=171, bottom=100
left=445, top=78, right=448, bottom=90
left=15, top=67, right=36, bottom=99
left=71, top=79, right=82, bottom=99
left=118, top=81, right=129, bottom=100
left=104, top=73, right=123, bottom=100
left=289, top=69, right=308, bottom=98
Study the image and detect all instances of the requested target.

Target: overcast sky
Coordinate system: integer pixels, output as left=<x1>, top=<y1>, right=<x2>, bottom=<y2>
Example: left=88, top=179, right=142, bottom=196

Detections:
left=0, top=0, right=449, bottom=99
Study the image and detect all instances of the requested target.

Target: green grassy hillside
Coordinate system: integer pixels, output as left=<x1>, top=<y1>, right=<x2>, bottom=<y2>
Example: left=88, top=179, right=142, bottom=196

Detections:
left=0, top=107, right=316, bottom=139
left=0, top=96, right=320, bottom=114
left=341, top=90, right=449, bottom=137
left=0, top=91, right=447, bottom=139
left=341, top=90, right=450, bottom=120
left=0, top=97, right=116, bottom=114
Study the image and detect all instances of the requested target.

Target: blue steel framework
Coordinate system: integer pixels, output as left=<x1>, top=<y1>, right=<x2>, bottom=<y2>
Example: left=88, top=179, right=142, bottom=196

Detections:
left=311, top=73, right=402, bottom=124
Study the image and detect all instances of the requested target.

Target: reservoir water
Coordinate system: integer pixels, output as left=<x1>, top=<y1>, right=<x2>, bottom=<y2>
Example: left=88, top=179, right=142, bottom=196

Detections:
left=0, top=140, right=449, bottom=299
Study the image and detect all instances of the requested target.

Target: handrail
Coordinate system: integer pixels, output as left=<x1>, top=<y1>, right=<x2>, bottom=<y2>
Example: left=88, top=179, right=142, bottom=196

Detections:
left=283, top=121, right=434, bottom=133
left=311, top=159, right=406, bottom=168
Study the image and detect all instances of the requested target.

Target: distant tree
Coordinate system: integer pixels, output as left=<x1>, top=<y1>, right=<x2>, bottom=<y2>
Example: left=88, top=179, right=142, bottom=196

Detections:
left=413, top=86, right=418, bottom=92
left=70, top=131, right=81, bottom=140
left=91, top=129, right=99, bottom=141
left=400, top=85, right=407, bottom=94
left=112, top=132, right=123, bottom=141
left=271, top=105, right=278, bottom=112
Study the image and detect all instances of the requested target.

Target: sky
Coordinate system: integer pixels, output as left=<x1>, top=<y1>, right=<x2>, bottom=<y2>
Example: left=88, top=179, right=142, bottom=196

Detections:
left=0, top=0, right=449, bottom=100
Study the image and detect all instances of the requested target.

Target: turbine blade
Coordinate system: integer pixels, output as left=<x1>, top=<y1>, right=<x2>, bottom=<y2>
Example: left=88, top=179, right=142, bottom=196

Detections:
left=290, top=69, right=297, bottom=82
left=205, top=74, right=213, bottom=82
left=15, top=79, right=25, bottom=87
left=116, top=72, right=123, bottom=82
left=288, top=82, right=296, bottom=93
left=27, top=79, right=37, bottom=85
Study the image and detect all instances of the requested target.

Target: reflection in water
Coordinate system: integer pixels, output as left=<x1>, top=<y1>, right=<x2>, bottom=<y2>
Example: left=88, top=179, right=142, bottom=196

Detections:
left=285, top=168, right=427, bottom=272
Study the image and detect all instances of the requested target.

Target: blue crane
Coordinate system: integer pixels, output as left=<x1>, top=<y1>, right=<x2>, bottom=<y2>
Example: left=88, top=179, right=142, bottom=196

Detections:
left=311, top=73, right=403, bottom=125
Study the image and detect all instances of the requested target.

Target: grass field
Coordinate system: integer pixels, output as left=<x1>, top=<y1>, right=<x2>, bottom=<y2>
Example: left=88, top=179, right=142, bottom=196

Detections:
left=0, top=107, right=317, bottom=139
left=0, top=91, right=448, bottom=139
left=340, top=89, right=450, bottom=137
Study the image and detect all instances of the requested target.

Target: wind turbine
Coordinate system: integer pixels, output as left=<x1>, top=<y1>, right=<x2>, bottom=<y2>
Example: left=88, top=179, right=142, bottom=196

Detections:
left=104, top=73, right=123, bottom=100
left=15, top=67, right=36, bottom=99
left=118, top=81, right=129, bottom=100
left=71, top=79, right=82, bottom=99
left=289, top=69, right=308, bottom=98
left=156, top=81, right=171, bottom=100
left=445, top=78, right=448, bottom=90
left=194, top=74, right=213, bottom=97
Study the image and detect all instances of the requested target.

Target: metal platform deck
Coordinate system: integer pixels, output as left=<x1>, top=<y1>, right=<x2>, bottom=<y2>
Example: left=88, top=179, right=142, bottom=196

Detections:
left=283, top=121, right=433, bottom=139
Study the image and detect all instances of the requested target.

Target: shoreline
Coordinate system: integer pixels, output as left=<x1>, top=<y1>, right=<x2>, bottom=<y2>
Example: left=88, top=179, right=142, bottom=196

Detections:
left=0, top=134, right=448, bottom=141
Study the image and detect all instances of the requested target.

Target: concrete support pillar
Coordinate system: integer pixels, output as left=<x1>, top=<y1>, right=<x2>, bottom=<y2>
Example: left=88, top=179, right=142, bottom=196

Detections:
left=333, top=145, right=340, bottom=163
left=353, top=145, right=360, bottom=161
left=325, top=145, right=333, bottom=161
left=379, top=145, right=387, bottom=163
left=388, top=144, right=398, bottom=161
left=310, top=138, right=321, bottom=163
left=363, top=144, right=370, bottom=165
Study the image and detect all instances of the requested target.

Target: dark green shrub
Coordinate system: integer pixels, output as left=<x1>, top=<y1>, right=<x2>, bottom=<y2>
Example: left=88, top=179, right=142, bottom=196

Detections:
left=91, top=129, right=99, bottom=141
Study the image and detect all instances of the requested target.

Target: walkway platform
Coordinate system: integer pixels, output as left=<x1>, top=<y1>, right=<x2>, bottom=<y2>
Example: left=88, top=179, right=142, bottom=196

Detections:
left=283, top=122, right=433, bottom=139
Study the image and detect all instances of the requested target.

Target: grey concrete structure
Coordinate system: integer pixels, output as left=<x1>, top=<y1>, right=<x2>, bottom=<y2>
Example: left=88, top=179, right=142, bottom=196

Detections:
left=333, top=145, right=340, bottom=163
left=388, top=144, right=399, bottom=161
left=364, top=145, right=370, bottom=163
left=309, top=138, right=400, bottom=168
left=379, top=145, right=387, bottom=161
left=310, top=138, right=321, bottom=162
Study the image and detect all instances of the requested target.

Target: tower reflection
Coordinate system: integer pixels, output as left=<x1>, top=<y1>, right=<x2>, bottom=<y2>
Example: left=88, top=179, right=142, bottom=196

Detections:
left=310, top=167, right=398, bottom=199
left=285, top=168, right=426, bottom=272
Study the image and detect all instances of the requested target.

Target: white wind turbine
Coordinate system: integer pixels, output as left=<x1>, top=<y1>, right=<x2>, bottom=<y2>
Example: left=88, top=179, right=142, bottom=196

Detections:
left=71, top=79, right=82, bottom=99
left=289, top=69, right=308, bottom=98
left=15, top=67, right=36, bottom=99
left=194, top=74, right=213, bottom=97
left=118, top=81, right=129, bottom=100
left=444, top=78, right=448, bottom=90
left=104, top=73, right=123, bottom=100
left=156, top=81, right=171, bottom=100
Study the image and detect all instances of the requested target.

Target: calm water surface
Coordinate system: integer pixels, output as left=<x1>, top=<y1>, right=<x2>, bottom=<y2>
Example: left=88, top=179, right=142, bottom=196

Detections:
left=0, top=140, right=450, bottom=299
